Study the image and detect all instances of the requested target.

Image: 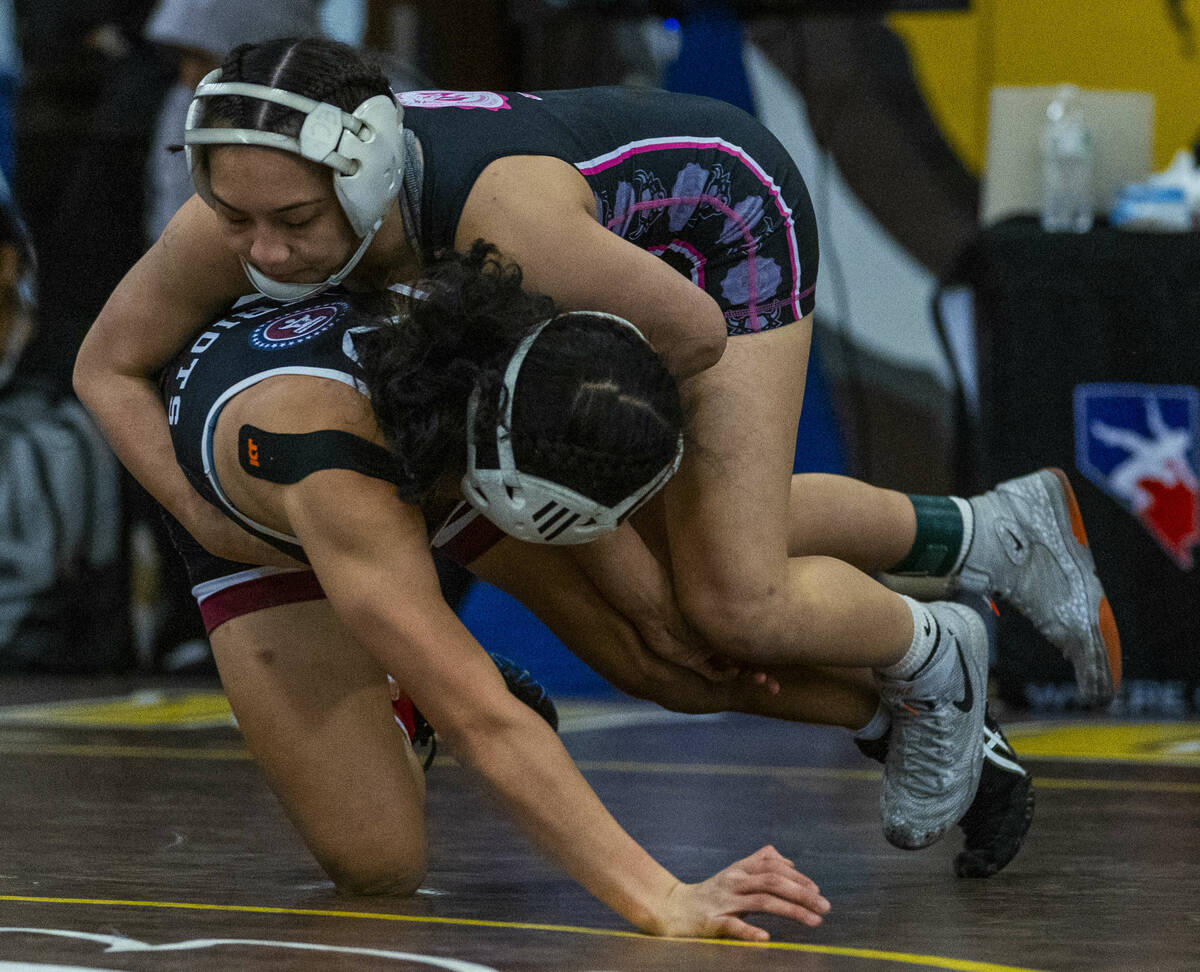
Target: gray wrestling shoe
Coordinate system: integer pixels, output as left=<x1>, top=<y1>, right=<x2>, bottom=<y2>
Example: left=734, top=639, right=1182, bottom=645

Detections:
left=857, top=705, right=1035, bottom=877
left=958, top=468, right=1120, bottom=707
left=876, top=599, right=989, bottom=851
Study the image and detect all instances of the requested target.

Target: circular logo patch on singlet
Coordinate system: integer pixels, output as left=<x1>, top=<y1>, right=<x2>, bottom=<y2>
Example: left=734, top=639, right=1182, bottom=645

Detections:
left=250, top=304, right=342, bottom=350
left=396, top=90, right=514, bottom=111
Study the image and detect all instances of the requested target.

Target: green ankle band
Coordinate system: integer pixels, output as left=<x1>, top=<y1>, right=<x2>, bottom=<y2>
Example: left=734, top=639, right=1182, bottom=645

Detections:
left=891, top=495, right=964, bottom=576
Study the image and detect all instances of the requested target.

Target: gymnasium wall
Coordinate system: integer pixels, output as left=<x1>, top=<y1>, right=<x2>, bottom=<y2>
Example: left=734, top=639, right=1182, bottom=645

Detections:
left=890, top=0, right=1200, bottom=176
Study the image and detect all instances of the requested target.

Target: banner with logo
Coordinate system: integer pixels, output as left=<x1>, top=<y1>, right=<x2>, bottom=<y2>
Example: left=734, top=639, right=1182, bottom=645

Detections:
left=1074, top=383, right=1199, bottom=571
left=961, top=218, right=1200, bottom=717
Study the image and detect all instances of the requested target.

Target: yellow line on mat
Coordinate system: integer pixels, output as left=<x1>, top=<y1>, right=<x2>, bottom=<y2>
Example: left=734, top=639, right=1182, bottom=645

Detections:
left=1034, top=776, right=1200, bottom=793
left=577, top=761, right=1200, bottom=794
left=0, top=895, right=1041, bottom=971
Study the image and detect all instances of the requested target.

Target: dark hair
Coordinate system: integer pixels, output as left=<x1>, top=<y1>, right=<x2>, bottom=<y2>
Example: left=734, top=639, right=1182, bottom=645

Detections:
left=354, top=241, right=683, bottom=507
left=508, top=315, right=683, bottom=507
left=193, top=36, right=393, bottom=169
left=0, top=196, right=35, bottom=311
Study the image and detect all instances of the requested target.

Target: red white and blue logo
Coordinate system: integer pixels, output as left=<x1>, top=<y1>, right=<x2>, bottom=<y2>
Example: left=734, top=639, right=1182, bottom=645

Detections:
left=250, top=304, right=341, bottom=349
left=1075, top=383, right=1200, bottom=570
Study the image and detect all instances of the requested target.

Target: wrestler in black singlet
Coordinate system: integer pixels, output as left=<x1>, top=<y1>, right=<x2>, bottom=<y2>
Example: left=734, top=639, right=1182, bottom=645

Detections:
left=161, top=291, right=390, bottom=583
left=400, top=86, right=819, bottom=335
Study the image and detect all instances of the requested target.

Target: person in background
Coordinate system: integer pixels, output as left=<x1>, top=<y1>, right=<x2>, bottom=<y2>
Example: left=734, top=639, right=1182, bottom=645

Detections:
left=0, top=170, right=34, bottom=388
left=0, top=0, right=19, bottom=184
left=0, top=172, right=124, bottom=671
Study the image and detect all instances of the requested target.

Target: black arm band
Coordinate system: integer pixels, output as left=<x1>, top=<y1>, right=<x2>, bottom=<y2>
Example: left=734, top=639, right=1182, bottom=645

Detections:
left=238, top=425, right=401, bottom=486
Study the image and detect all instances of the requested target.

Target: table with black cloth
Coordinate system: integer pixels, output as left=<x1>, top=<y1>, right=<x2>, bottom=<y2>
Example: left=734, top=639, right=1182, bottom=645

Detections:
left=946, top=216, right=1200, bottom=715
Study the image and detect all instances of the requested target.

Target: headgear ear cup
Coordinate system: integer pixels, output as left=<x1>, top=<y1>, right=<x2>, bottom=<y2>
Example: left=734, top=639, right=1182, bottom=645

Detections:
left=333, top=94, right=405, bottom=237
left=183, top=68, right=223, bottom=209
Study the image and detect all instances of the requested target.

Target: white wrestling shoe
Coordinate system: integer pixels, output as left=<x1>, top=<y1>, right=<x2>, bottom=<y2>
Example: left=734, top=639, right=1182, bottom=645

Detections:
left=875, top=599, right=989, bottom=851
left=958, top=468, right=1121, bottom=707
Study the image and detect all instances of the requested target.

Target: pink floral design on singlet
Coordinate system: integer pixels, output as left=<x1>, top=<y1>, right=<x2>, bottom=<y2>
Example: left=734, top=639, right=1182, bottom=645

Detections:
left=396, top=90, right=534, bottom=111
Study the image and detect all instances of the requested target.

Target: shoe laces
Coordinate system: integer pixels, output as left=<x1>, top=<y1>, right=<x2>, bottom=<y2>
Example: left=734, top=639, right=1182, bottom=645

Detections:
left=890, top=701, right=957, bottom=792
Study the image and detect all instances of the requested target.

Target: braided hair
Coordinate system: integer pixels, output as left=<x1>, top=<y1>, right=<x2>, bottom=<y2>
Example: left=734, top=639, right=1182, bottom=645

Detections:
left=192, top=37, right=394, bottom=166
left=354, top=241, right=683, bottom=509
left=508, top=317, right=683, bottom=507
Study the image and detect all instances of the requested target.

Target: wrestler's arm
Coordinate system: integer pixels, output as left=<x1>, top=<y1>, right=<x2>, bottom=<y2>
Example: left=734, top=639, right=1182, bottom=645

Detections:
left=73, top=195, right=299, bottom=567
left=286, top=472, right=824, bottom=938
left=560, top=520, right=734, bottom=680
left=456, top=155, right=728, bottom=379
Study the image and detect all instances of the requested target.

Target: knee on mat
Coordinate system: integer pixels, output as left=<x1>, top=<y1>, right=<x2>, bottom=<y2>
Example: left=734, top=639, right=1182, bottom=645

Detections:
left=325, top=853, right=427, bottom=897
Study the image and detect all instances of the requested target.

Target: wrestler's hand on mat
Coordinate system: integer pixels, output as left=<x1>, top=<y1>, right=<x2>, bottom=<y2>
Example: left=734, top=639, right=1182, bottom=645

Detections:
left=656, top=845, right=830, bottom=941
left=186, top=498, right=306, bottom=569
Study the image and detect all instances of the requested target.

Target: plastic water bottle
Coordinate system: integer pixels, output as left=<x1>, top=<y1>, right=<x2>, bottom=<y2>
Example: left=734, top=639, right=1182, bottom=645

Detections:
left=1040, top=85, right=1094, bottom=233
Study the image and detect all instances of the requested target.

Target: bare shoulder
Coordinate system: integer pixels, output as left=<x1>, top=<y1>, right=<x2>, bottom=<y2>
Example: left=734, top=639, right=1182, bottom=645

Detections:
left=209, top=372, right=387, bottom=532
left=458, top=154, right=596, bottom=246
left=220, top=372, right=380, bottom=445
left=150, top=195, right=248, bottom=306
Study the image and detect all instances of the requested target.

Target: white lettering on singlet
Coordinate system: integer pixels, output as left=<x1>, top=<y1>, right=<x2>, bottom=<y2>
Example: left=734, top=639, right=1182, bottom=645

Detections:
left=166, top=306, right=275, bottom=426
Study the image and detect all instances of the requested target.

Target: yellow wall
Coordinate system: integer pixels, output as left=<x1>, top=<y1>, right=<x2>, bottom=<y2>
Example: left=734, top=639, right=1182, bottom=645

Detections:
left=889, top=0, right=1200, bottom=174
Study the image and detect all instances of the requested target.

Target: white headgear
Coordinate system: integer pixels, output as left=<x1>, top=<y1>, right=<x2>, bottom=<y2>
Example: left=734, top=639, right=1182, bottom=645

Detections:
left=462, top=313, right=684, bottom=545
left=184, top=69, right=405, bottom=302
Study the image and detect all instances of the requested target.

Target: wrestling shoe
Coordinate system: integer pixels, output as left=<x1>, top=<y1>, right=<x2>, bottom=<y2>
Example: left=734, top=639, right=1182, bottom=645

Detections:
left=958, top=468, right=1120, bottom=707
left=405, top=653, right=559, bottom=770
left=875, top=598, right=989, bottom=850
left=490, top=653, right=560, bottom=731
left=954, top=711, right=1034, bottom=878
left=855, top=705, right=1034, bottom=877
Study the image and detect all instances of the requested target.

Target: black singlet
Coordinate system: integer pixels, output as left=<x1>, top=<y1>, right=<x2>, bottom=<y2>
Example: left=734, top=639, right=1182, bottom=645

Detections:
left=163, top=290, right=394, bottom=566
left=401, top=85, right=819, bottom=334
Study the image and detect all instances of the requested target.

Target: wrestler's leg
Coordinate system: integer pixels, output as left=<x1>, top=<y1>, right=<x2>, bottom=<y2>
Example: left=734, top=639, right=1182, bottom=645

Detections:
left=661, top=319, right=918, bottom=669
left=783, top=470, right=1119, bottom=706
left=210, top=598, right=427, bottom=894
left=652, top=318, right=997, bottom=849
left=785, top=473, right=915, bottom=570
left=471, top=534, right=1032, bottom=875
left=469, top=536, right=879, bottom=730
